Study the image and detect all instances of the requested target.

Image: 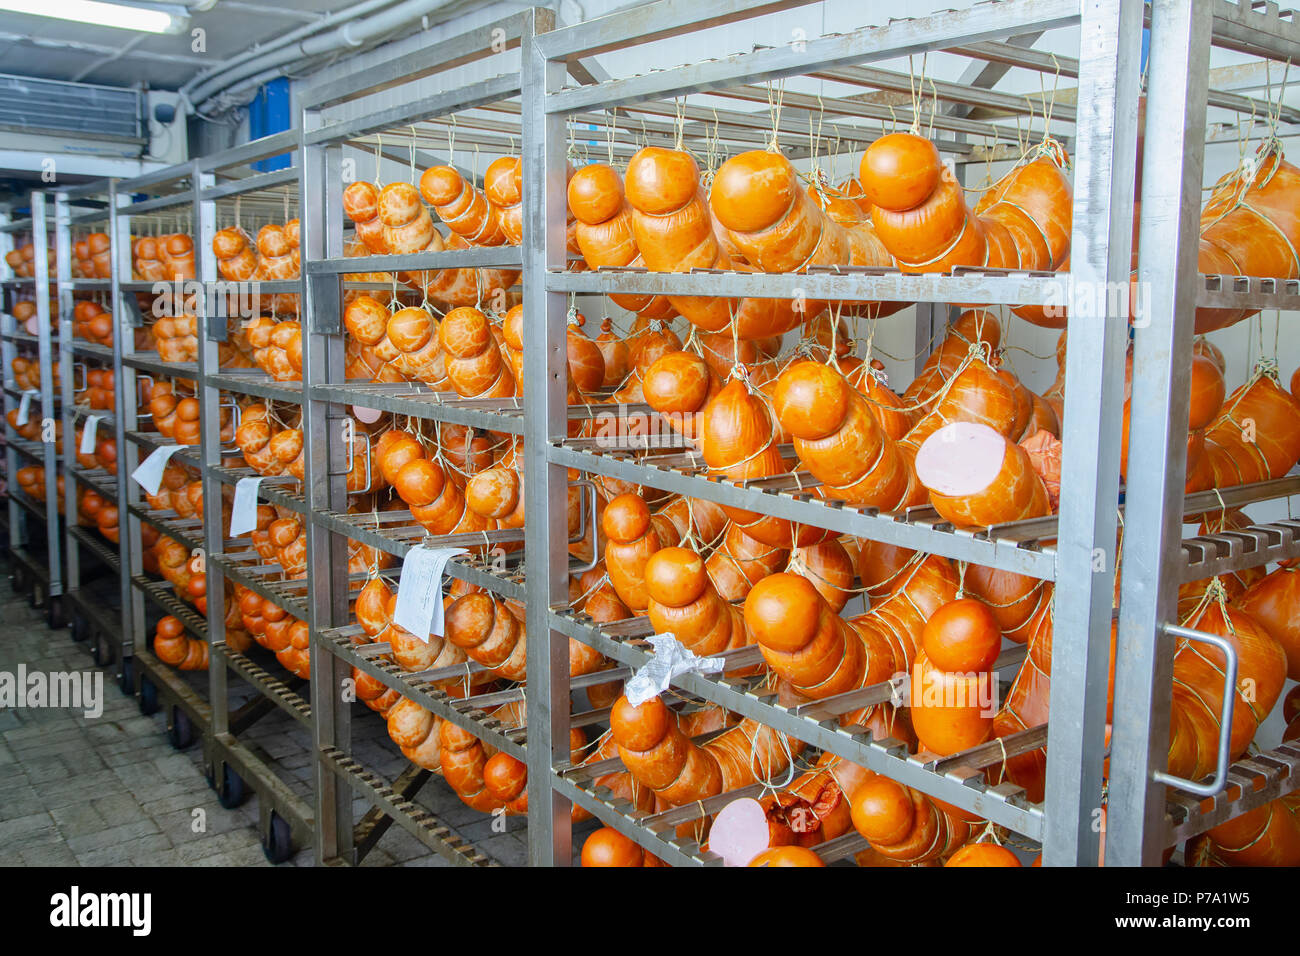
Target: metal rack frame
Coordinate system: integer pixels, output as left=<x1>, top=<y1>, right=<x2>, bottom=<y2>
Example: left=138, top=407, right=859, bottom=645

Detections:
left=111, top=161, right=216, bottom=746
left=1109, top=0, right=1300, bottom=867
left=299, top=6, right=565, bottom=868
left=53, top=182, right=126, bottom=661
left=523, top=0, right=1136, bottom=867
left=195, top=129, right=317, bottom=860
left=1, top=194, right=64, bottom=623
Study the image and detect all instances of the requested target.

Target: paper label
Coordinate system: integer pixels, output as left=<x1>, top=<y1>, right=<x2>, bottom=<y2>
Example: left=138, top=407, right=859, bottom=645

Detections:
left=229, top=476, right=265, bottom=536
left=393, top=546, right=468, bottom=643
left=15, top=389, right=37, bottom=426
left=130, top=444, right=183, bottom=496
left=79, top=415, right=103, bottom=456
left=625, top=633, right=726, bottom=706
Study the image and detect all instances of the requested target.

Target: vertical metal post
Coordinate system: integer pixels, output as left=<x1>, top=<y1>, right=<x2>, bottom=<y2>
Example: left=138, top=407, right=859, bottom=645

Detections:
left=1041, top=0, right=1142, bottom=866
left=108, top=184, right=135, bottom=669
left=1, top=213, right=21, bottom=549
left=302, top=107, right=352, bottom=864
left=54, top=192, right=79, bottom=599
left=31, top=192, right=63, bottom=599
left=195, top=166, right=231, bottom=736
left=1107, top=0, right=1212, bottom=867
left=116, top=195, right=147, bottom=663
left=523, top=17, right=575, bottom=867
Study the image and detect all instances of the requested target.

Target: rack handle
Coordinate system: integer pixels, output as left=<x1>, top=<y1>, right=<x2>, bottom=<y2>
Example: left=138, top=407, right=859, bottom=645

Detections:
left=568, top=478, right=600, bottom=575
left=1152, top=622, right=1238, bottom=797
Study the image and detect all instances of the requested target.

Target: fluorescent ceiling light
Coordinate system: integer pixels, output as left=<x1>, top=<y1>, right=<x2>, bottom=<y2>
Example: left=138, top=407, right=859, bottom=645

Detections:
left=0, top=0, right=187, bottom=34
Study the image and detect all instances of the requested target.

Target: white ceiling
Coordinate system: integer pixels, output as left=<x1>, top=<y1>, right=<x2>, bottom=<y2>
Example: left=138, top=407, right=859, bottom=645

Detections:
left=0, top=0, right=360, bottom=90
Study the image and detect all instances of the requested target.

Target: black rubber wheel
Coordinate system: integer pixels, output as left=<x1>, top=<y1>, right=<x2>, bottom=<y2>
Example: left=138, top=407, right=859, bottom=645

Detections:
left=168, top=706, right=194, bottom=750
left=11, top=566, right=27, bottom=595
left=92, top=633, right=115, bottom=668
left=69, top=612, right=89, bottom=642
left=138, top=675, right=159, bottom=716
left=262, top=811, right=293, bottom=864
left=118, top=657, right=135, bottom=696
left=216, top=765, right=246, bottom=810
left=46, top=596, right=65, bottom=630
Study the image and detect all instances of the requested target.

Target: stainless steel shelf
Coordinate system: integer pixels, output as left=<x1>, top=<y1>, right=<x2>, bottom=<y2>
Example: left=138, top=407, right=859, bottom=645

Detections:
left=10, top=487, right=46, bottom=522
left=310, top=383, right=525, bottom=433
left=551, top=608, right=1047, bottom=841
left=1165, top=743, right=1300, bottom=847
left=124, top=430, right=201, bottom=470
left=69, top=341, right=114, bottom=362
left=550, top=438, right=1059, bottom=579
left=207, top=370, right=302, bottom=405
left=551, top=266, right=1064, bottom=307
left=8, top=436, right=49, bottom=464
left=305, top=245, right=524, bottom=275
left=67, top=523, right=119, bottom=572
left=318, top=747, right=497, bottom=866
left=206, top=464, right=306, bottom=514
left=65, top=463, right=116, bottom=500
left=131, top=573, right=207, bottom=637
left=127, top=502, right=203, bottom=552
left=319, top=626, right=525, bottom=761
left=223, top=648, right=312, bottom=728
left=209, top=549, right=310, bottom=620
left=311, top=506, right=526, bottom=601
left=123, top=352, right=199, bottom=380
left=1, top=330, right=42, bottom=347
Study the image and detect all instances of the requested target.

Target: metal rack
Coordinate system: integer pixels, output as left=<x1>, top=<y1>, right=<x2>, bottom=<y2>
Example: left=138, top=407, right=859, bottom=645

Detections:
left=519, top=0, right=1300, bottom=867
left=53, top=182, right=125, bottom=663
left=111, top=161, right=213, bottom=745
left=1108, top=0, right=1300, bottom=867
left=300, top=7, right=578, bottom=867
left=195, top=130, right=316, bottom=863
left=1, top=194, right=64, bottom=624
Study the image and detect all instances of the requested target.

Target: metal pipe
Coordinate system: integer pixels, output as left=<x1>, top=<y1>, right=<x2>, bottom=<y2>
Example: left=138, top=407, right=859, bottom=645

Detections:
left=179, top=0, right=408, bottom=109
left=185, top=0, right=474, bottom=114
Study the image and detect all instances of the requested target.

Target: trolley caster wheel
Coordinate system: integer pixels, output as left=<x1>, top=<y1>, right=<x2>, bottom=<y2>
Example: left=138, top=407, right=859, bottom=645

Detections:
left=70, top=612, right=88, bottom=642
left=118, top=657, right=135, bottom=696
left=138, top=676, right=159, bottom=716
left=168, top=706, right=194, bottom=750
left=28, top=581, right=44, bottom=609
left=92, top=633, right=115, bottom=668
left=11, top=566, right=27, bottom=595
left=46, top=596, right=65, bottom=630
left=262, top=811, right=293, bottom=864
left=216, top=765, right=246, bottom=810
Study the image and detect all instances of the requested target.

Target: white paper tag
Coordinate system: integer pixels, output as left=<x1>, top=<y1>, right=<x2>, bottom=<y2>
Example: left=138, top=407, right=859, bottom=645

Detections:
left=15, top=389, right=37, bottom=426
left=79, top=415, right=103, bottom=456
left=625, top=633, right=726, bottom=706
left=229, top=476, right=265, bottom=536
left=393, top=546, right=468, bottom=642
left=130, top=444, right=183, bottom=496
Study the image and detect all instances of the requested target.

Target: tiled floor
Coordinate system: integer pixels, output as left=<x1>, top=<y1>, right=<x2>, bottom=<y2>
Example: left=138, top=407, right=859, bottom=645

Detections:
left=0, top=571, right=531, bottom=867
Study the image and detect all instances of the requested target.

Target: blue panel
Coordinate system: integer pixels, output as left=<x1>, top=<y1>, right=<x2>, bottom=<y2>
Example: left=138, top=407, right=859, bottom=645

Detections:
left=250, top=77, right=291, bottom=172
